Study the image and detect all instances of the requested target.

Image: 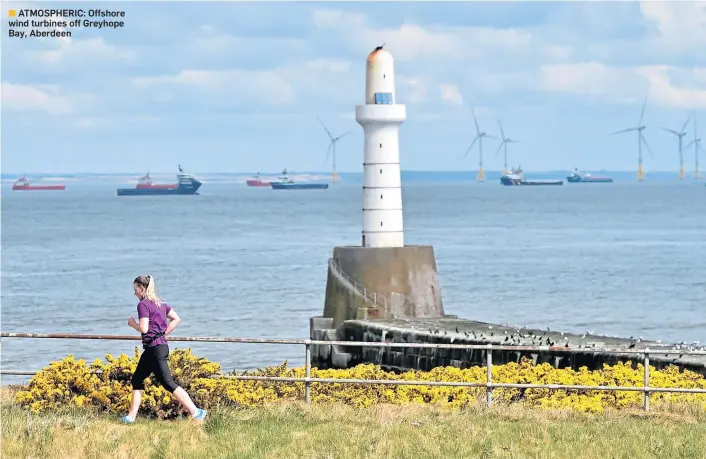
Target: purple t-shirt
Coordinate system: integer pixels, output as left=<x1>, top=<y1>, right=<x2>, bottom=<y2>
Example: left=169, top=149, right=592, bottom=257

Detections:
left=137, top=299, right=172, bottom=347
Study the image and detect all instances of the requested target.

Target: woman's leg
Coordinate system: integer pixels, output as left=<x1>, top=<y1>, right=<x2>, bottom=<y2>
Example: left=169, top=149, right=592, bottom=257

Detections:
left=127, top=348, right=154, bottom=420
left=152, top=345, right=200, bottom=416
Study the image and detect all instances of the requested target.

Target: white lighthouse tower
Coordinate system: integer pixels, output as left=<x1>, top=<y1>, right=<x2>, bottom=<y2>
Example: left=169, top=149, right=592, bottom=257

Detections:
left=355, top=45, right=407, bottom=248
left=316, top=45, right=444, bottom=338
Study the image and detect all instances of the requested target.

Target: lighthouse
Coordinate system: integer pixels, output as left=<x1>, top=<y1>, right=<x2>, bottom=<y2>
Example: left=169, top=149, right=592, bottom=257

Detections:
left=315, top=45, right=445, bottom=338
left=356, top=45, right=407, bottom=248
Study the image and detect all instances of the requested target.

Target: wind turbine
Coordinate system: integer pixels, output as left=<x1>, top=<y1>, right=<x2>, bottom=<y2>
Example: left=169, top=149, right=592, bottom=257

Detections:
left=609, top=94, right=653, bottom=181
left=685, top=117, right=704, bottom=180
left=463, top=107, right=496, bottom=182
left=317, top=116, right=349, bottom=183
left=662, top=115, right=691, bottom=179
left=495, top=121, right=518, bottom=175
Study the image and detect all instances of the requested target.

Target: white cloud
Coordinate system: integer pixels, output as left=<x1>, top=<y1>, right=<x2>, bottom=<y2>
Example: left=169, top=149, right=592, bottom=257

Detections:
left=640, top=1, right=706, bottom=49
left=131, top=58, right=356, bottom=107
left=1, top=82, right=72, bottom=114
left=132, top=69, right=295, bottom=106
left=32, top=37, right=134, bottom=66
left=73, top=115, right=162, bottom=130
left=397, top=76, right=428, bottom=104
left=439, top=83, right=463, bottom=105
left=538, top=62, right=706, bottom=110
left=311, top=8, right=570, bottom=63
left=193, top=26, right=308, bottom=57
left=539, top=61, right=629, bottom=96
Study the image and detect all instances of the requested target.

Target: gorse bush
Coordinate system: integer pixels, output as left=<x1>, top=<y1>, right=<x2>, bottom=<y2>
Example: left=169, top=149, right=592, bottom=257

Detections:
left=15, top=348, right=706, bottom=418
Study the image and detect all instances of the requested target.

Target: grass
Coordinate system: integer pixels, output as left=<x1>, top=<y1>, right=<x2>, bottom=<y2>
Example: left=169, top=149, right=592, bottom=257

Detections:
left=2, top=388, right=706, bottom=459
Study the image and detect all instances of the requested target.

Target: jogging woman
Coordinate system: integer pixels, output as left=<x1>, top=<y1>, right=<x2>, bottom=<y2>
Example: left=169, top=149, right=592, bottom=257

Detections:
left=122, top=275, right=207, bottom=423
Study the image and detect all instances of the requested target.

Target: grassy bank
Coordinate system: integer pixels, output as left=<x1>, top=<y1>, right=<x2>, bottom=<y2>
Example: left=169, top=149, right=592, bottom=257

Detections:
left=2, top=389, right=705, bottom=459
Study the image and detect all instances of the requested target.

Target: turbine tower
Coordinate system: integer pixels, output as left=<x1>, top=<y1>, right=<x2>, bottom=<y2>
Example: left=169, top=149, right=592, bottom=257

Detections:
left=495, top=121, right=518, bottom=175
left=610, top=94, right=652, bottom=181
left=685, top=117, right=704, bottom=179
left=317, top=116, right=349, bottom=183
left=661, top=115, right=691, bottom=179
left=463, top=107, right=496, bottom=182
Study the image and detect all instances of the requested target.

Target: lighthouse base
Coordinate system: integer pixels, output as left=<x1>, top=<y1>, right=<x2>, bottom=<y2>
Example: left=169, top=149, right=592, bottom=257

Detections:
left=320, top=245, right=445, bottom=329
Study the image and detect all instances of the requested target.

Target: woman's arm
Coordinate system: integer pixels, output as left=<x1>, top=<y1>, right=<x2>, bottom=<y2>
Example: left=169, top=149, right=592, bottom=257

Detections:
left=128, top=316, right=149, bottom=333
left=165, top=309, right=181, bottom=336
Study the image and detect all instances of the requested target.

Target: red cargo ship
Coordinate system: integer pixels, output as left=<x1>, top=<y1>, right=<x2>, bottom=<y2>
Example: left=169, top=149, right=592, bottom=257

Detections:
left=135, top=172, right=176, bottom=189
left=12, top=176, right=66, bottom=191
left=246, top=172, right=271, bottom=187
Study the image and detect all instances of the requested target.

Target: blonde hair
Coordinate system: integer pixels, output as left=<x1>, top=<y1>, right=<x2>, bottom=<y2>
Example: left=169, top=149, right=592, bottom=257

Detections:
left=134, top=275, right=163, bottom=307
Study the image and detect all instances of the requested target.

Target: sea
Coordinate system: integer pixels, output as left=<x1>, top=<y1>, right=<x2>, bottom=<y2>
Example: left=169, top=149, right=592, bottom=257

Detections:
left=1, top=170, right=705, bottom=385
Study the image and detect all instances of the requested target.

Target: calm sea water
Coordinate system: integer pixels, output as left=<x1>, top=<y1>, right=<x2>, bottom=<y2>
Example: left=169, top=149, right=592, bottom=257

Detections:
left=2, top=175, right=705, bottom=384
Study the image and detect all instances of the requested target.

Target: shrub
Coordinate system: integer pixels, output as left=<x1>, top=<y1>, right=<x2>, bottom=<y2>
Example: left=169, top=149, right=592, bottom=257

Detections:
left=14, top=349, right=706, bottom=418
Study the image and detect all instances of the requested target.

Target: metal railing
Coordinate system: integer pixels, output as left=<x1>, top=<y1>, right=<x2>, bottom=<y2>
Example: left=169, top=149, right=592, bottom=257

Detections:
left=328, top=257, right=389, bottom=309
left=2, top=332, right=706, bottom=411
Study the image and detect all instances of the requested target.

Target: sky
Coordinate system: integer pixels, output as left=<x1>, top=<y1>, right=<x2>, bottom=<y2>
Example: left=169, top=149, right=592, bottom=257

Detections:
left=2, top=1, right=706, bottom=174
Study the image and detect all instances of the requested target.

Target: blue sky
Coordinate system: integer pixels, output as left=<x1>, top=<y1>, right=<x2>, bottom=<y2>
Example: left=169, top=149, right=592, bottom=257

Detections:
left=2, top=1, right=706, bottom=174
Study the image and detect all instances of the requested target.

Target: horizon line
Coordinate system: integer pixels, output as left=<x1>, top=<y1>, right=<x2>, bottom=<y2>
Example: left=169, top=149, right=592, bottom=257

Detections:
left=0, top=169, right=695, bottom=176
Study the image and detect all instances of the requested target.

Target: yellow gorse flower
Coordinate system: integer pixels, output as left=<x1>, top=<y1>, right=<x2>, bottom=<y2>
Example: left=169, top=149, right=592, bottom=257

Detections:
left=15, top=349, right=706, bottom=418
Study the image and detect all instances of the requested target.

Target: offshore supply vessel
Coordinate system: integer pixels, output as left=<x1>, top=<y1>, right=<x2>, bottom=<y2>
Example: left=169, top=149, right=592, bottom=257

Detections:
left=117, top=165, right=202, bottom=196
left=246, top=172, right=272, bottom=187
left=500, top=167, right=563, bottom=186
left=12, top=176, right=66, bottom=191
left=567, top=169, right=613, bottom=183
left=270, top=169, right=329, bottom=190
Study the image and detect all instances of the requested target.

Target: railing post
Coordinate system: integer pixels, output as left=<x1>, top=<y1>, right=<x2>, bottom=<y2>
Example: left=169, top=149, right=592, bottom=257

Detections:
left=305, top=340, right=311, bottom=404
left=486, top=344, right=493, bottom=406
left=643, top=348, right=650, bottom=412
left=373, top=292, right=377, bottom=304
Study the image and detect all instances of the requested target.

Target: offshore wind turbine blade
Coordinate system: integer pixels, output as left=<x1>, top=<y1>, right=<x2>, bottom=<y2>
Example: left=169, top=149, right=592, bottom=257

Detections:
left=316, top=115, right=334, bottom=140
left=485, top=134, right=499, bottom=140
left=685, top=140, right=695, bottom=149
left=471, top=107, right=481, bottom=135
left=609, top=127, right=637, bottom=135
left=495, top=141, right=505, bottom=156
left=323, top=143, right=333, bottom=166
left=680, top=114, right=692, bottom=133
left=334, top=131, right=351, bottom=141
left=661, top=127, right=680, bottom=136
left=498, top=120, right=506, bottom=140
left=640, top=132, right=654, bottom=158
left=638, top=93, right=648, bottom=125
left=463, top=136, right=479, bottom=158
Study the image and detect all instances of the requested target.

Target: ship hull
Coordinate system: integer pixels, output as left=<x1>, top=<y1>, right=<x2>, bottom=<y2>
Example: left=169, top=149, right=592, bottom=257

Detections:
left=271, top=182, right=329, bottom=190
left=12, top=185, right=66, bottom=191
left=246, top=180, right=271, bottom=187
left=117, top=181, right=201, bottom=196
left=567, top=176, right=613, bottom=183
left=500, top=177, right=563, bottom=186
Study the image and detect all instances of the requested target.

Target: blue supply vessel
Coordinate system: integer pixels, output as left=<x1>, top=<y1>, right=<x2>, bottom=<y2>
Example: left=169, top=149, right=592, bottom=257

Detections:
left=117, top=165, right=202, bottom=196
left=270, top=169, right=329, bottom=190
left=500, top=167, right=563, bottom=186
left=566, top=169, right=613, bottom=183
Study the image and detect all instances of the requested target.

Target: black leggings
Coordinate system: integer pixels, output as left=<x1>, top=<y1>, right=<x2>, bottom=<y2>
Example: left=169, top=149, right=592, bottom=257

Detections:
left=131, top=344, right=179, bottom=393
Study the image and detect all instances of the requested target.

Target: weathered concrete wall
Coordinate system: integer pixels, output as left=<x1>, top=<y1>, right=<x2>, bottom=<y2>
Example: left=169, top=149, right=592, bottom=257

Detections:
left=310, top=317, right=706, bottom=376
left=323, top=245, right=444, bottom=328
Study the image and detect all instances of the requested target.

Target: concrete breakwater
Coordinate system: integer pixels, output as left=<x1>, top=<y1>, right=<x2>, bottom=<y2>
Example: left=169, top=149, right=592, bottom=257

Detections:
left=310, top=317, right=706, bottom=376
left=313, top=252, right=705, bottom=375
